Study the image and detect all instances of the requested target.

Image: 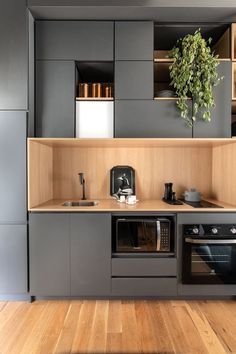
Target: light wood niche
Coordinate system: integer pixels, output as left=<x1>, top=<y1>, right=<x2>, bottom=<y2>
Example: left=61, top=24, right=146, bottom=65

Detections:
left=28, top=138, right=236, bottom=209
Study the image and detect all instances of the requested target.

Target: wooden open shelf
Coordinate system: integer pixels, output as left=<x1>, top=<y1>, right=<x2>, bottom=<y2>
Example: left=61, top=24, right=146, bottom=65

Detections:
left=232, top=24, right=236, bottom=61
left=28, top=138, right=236, bottom=211
left=232, top=62, right=236, bottom=100
left=76, top=97, right=114, bottom=101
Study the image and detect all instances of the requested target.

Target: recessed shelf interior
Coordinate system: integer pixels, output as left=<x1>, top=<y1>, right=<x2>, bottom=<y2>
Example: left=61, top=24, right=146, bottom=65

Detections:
left=76, top=61, right=114, bottom=99
left=28, top=138, right=236, bottom=210
left=154, top=23, right=231, bottom=61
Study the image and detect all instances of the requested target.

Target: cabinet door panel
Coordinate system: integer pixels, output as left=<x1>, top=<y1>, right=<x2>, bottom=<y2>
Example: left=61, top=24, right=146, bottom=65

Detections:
left=115, top=21, right=153, bottom=60
left=115, top=61, right=153, bottom=99
left=193, top=61, right=231, bottom=138
left=71, top=214, right=111, bottom=296
left=29, top=214, right=70, bottom=296
left=115, top=100, right=192, bottom=138
left=0, top=0, right=27, bottom=109
left=36, top=60, right=75, bottom=137
left=0, top=112, right=26, bottom=223
left=36, top=21, right=113, bottom=60
left=0, top=225, right=27, bottom=294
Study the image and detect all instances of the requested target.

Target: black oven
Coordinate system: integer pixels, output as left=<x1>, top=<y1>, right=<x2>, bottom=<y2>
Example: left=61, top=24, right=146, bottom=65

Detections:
left=182, top=224, right=236, bottom=284
left=112, top=216, right=175, bottom=253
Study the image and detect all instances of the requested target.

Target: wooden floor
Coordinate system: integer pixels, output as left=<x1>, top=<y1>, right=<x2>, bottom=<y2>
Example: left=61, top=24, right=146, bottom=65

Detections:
left=0, top=300, right=236, bottom=354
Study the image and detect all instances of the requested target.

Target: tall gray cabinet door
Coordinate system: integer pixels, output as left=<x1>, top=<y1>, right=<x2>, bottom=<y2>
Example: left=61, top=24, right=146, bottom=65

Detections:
left=0, top=225, right=27, bottom=294
left=115, top=100, right=192, bottom=138
left=115, top=21, right=153, bottom=60
left=193, top=61, right=231, bottom=138
left=36, top=60, right=75, bottom=137
left=29, top=214, right=70, bottom=296
left=71, top=213, right=111, bottom=296
left=0, top=112, right=26, bottom=223
left=0, top=0, right=28, bottom=109
left=36, top=21, right=114, bottom=60
left=115, top=61, right=153, bottom=99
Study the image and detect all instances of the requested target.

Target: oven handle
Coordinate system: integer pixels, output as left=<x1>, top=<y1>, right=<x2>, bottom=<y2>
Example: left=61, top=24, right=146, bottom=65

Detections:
left=156, top=221, right=161, bottom=251
left=185, top=237, right=236, bottom=244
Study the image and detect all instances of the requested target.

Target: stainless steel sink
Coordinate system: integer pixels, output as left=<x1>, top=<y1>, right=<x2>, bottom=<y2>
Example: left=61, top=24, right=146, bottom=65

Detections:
left=62, top=200, right=99, bottom=207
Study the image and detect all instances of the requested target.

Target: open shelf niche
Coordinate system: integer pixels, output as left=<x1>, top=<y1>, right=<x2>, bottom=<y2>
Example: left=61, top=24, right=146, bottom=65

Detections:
left=75, top=62, right=114, bottom=138
left=154, top=24, right=231, bottom=100
left=28, top=138, right=236, bottom=210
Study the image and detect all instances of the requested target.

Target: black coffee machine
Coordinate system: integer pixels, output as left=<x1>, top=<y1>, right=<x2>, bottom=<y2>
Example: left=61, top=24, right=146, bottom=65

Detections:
left=163, top=182, right=183, bottom=205
left=110, top=166, right=135, bottom=198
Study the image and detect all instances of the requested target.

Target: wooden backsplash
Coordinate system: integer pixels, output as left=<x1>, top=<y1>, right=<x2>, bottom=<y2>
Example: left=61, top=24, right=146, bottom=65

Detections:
left=53, top=146, right=213, bottom=200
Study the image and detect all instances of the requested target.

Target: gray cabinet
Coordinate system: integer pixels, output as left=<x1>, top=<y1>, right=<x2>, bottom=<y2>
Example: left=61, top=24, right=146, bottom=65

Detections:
left=115, top=61, right=153, bottom=99
left=193, top=61, right=231, bottom=138
left=115, top=21, right=153, bottom=60
left=0, top=225, right=27, bottom=294
left=0, top=0, right=28, bottom=109
left=36, top=21, right=114, bottom=60
left=0, top=112, right=26, bottom=223
left=29, top=214, right=70, bottom=296
left=71, top=214, right=111, bottom=296
left=115, top=100, right=192, bottom=138
left=112, top=278, right=177, bottom=296
left=36, top=60, right=75, bottom=137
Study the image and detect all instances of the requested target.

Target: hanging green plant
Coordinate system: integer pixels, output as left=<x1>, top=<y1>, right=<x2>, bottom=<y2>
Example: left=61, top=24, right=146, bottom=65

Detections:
left=168, top=29, right=223, bottom=126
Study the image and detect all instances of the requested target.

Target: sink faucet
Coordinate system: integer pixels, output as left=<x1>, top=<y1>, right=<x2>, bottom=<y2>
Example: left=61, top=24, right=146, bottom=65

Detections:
left=78, top=172, right=86, bottom=200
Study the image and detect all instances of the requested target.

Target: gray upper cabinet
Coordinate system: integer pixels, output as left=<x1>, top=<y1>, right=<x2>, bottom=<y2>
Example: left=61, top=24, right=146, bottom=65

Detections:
left=115, top=100, right=192, bottom=138
left=0, top=0, right=28, bottom=109
left=193, top=61, right=231, bottom=138
left=36, top=21, right=114, bottom=60
left=0, top=112, right=26, bottom=223
left=0, top=225, right=27, bottom=294
left=71, top=213, right=111, bottom=296
left=115, top=61, right=153, bottom=99
left=29, top=213, right=70, bottom=296
left=36, top=60, right=75, bottom=137
left=115, top=21, right=153, bottom=60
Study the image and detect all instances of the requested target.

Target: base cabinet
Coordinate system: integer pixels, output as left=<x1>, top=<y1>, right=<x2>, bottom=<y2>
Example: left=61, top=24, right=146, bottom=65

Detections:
left=71, top=214, right=111, bottom=296
left=0, top=225, right=27, bottom=294
left=29, top=214, right=70, bottom=296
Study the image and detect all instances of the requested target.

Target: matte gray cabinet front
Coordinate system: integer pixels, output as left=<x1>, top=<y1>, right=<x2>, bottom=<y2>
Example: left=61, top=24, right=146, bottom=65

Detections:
left=36, top=60, right=75, bottom=137
left=29, top=214, right=70, bottom=296
left=115, top=61, right=153, bottom=99
left=36, top=21, right=113, bottom=60
left=115, top=21, right=153, bottom=60
left=71, top=214, right=111, bottom=296
left=0, top=111, right=26, bottom=223
left=193, top=61, right=231, bottom=138
left=0, top=225, right=27, bottom=294
left=0, top=0, right=28, bottom=109
left=115, top=100, right=192, bottom=138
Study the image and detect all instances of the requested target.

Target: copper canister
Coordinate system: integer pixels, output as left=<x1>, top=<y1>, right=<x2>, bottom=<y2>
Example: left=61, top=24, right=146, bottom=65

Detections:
left=83, top=83, right=89, bottom=98
left=92, top=83, right=98, bottom=97
left=105, top=85, right=112, bottom=98
left=97, top=83, right=102, bottom=98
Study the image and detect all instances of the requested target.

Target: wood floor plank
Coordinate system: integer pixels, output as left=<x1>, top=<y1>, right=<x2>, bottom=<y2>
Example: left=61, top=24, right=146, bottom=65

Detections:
left=107, top=300, right=122, bottom=334
left=185, top=301, right=226, bottom=354
left=121, top=300, right=141, bottom=353
left=53, top=301, right=83, bottom=354
left=106, top=333, right=123, bottom=353
left=70, top=300, right=96, bottom=353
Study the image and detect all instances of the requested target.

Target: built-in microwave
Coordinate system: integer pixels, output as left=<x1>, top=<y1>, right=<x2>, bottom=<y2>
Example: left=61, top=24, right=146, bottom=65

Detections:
left=112, top=216, right=175, bottom=253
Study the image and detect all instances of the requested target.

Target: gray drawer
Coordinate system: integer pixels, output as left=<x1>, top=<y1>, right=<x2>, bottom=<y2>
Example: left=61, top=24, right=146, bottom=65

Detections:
left=112, top=258, right=177, bottom=276
left=112, top=277, right=177, bottom=296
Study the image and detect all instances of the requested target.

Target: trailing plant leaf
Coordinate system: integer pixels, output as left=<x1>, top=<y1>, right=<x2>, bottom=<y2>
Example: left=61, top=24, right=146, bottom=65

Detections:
left=168, top=29, right=223, bottom=126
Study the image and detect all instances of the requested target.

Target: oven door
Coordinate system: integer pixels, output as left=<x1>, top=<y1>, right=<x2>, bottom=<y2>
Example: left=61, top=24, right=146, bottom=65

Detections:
left=182, top=237, right=236, bottom=284
left=116, top=219, right=160, bottom=252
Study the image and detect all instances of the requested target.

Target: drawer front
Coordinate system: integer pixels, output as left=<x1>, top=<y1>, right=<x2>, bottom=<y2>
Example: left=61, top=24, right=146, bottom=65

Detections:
left=112, top=277, right=177, bottom=296
left=112, top=258, right=177, bottom=276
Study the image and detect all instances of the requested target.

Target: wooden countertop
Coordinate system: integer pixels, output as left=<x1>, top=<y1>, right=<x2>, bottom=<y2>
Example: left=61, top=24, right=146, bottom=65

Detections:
left=29, top=199, right=236, bottom=212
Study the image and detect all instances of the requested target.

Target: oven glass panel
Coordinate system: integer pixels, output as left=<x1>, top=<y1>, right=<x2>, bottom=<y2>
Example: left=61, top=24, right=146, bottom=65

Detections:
left=183, top=241, right=236, bottom=284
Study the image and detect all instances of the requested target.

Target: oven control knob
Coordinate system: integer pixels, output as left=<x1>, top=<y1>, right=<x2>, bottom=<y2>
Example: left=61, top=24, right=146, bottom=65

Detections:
left=192, top=227, right=199, bottom=235
left=211, top=227, right=218, bottom=235
left=230, top=227, right=236, bottom=234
